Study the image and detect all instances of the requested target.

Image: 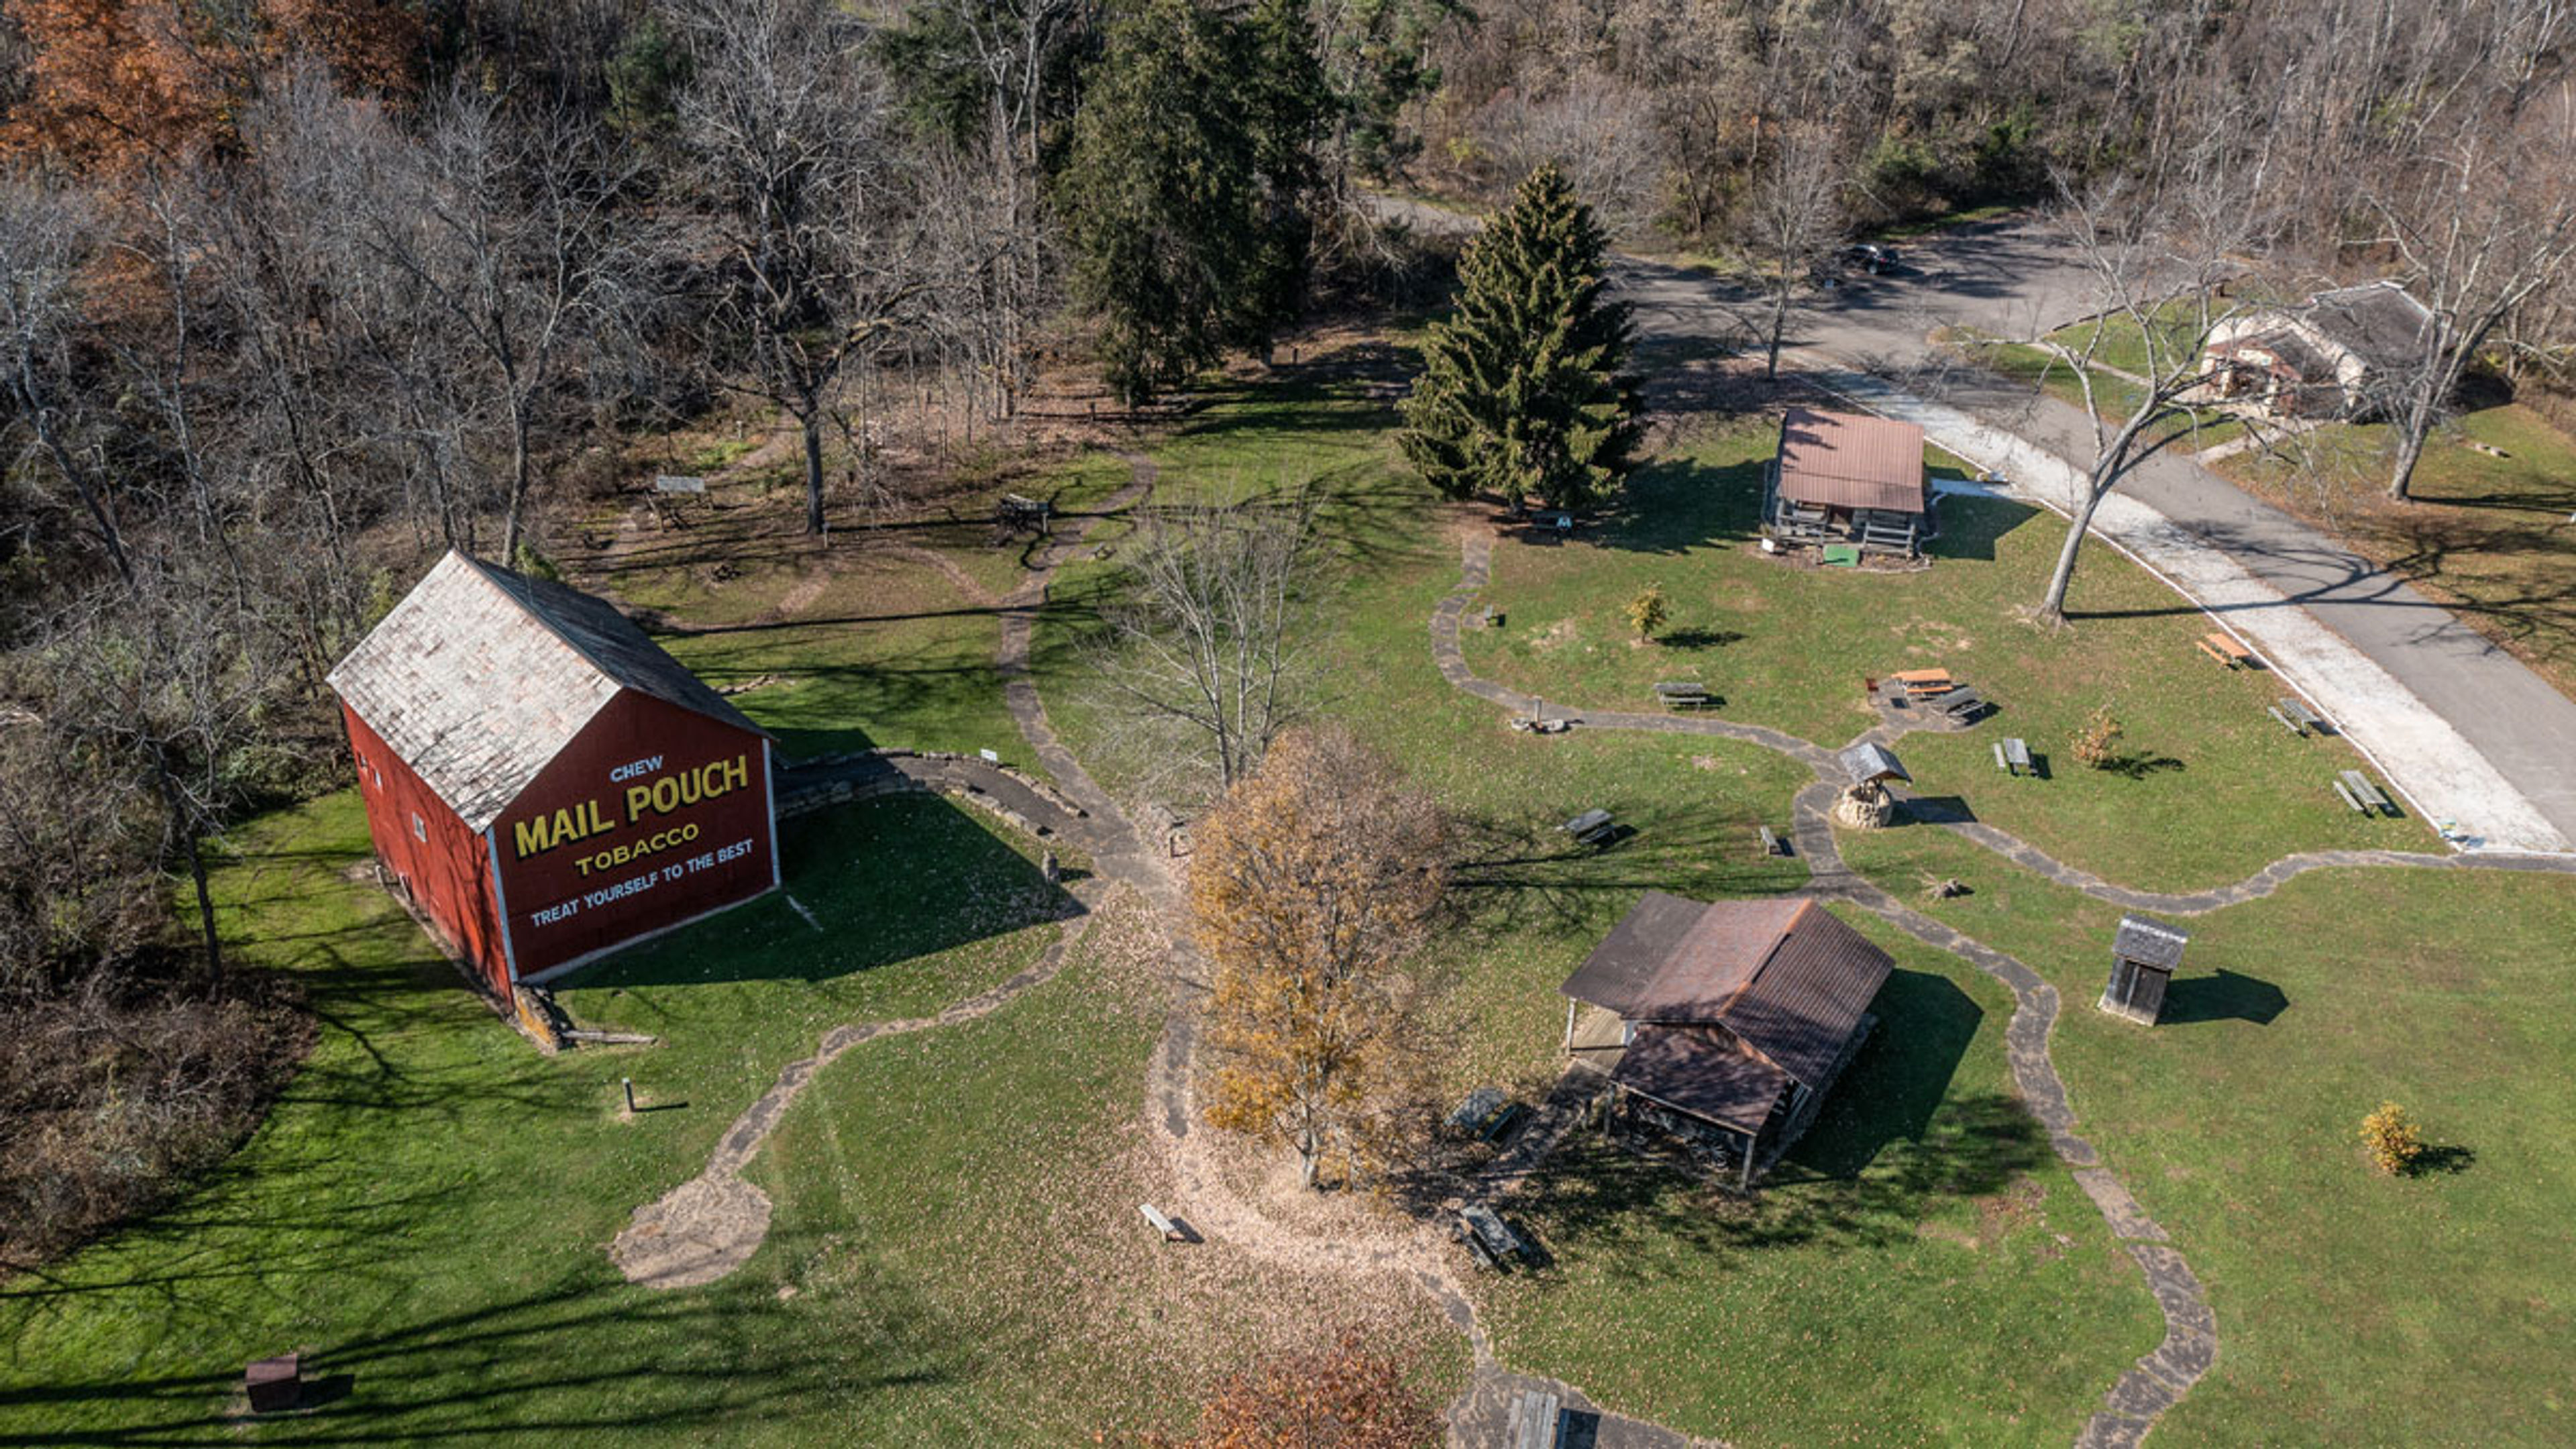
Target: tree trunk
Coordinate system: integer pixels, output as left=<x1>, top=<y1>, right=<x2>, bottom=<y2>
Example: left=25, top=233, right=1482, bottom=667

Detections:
left=802, top=409, right=827, bottom=536
left=2039, top=483, right=2114, bottom=623
left=502, top=407, right=534, bottom=566
left=150, top=749, right=223, bottom=994
left=1766, top=284, right=1790, bottom=379
left=2386, top=423, right=2429, bottom=502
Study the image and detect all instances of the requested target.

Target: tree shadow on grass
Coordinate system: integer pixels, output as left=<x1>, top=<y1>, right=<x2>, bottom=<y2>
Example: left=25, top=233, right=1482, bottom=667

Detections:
left=2097, top=752, right=2186, bottom=780
left=1925, top=495, right=2042, bottom=565
left=1443, top=802, right=1803, bottom=940
left=566, top=794, right=1075, bottom=990
left=0, top=1272, right=953, bottom=1445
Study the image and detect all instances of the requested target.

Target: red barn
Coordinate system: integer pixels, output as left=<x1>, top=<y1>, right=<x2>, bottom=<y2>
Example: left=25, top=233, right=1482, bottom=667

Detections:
left=328, top=551, right=780, bottom=995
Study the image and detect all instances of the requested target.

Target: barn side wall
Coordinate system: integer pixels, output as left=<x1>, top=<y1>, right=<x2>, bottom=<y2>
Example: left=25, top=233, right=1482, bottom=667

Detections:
left=339, top=703, right=511, bottom=994
left=491, top=690, right=778, bottom=979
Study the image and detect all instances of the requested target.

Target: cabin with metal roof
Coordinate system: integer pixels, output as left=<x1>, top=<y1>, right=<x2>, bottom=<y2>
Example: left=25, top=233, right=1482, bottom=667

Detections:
left=1764, top=407, right=1934, bottom=557
left=1560, top=892, right=1892, bottom=1187
left=329, top=551, right=781, bottom=1000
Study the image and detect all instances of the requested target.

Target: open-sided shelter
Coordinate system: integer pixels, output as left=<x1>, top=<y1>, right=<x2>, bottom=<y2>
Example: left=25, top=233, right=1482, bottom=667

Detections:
left=1561, top=892, right=1892, bottom=1186
left=329, top=551, right=780, bottom=996
left=1765, top=407, right=1933, bottom=556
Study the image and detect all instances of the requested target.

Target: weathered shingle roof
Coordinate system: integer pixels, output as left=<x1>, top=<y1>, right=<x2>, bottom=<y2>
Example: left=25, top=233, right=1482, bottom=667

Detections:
left=2306, top=281, right=2438, bottom=373
left=1775, top=408, right=1928, bottom=514
left=2114, top=914, right=2191, bottom=971
left=328, top=551, right=767, bottom=832
left=1842, top=742, right=1910, bottom=784
left=1562, top=894, right=1893, bottom=1089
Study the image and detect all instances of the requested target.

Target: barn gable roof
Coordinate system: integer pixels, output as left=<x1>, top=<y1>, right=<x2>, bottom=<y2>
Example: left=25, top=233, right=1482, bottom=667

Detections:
left=327, top=551, right=767, bottom=833
left=1562, top=893, right=1893, bottom=1090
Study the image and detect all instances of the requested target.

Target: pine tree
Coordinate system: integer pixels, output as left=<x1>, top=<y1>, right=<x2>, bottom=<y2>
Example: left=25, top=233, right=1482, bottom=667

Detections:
left=1398, top=165, right=1643, bottom=512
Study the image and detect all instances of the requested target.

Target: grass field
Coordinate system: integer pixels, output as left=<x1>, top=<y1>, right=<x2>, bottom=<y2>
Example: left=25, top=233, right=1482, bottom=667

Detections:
left=1838, top=822, right=2576, bottom=1445
left=0, top=789, right=1461, bottom=1444
left=1455, top=419, right=2426, bottom=889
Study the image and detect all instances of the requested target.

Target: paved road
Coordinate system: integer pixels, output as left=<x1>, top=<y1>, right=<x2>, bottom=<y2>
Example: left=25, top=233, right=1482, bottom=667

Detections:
left=1606, top=223, right=2576, bottom=849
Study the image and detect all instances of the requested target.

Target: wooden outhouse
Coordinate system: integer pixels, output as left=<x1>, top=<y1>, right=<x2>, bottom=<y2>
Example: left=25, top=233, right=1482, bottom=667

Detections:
left=2099, top=914, right=2191, bottom=1025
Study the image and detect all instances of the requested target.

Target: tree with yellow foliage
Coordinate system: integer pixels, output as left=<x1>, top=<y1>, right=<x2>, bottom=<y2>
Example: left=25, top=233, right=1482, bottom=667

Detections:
left=1191, top=727, right=1447, bottom=1189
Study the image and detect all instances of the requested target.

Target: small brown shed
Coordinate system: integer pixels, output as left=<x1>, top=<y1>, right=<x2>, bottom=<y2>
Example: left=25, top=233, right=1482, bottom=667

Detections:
left=1561, top=892, right=1892, bottom=1186
left=1765, top=407, right=1933, bottom=556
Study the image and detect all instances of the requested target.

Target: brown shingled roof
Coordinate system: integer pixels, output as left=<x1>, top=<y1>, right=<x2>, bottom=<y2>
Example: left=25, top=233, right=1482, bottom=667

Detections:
left=1774, top=407, right=1928, bottom=514
left=1562, top=894, right=1892, bottom=1090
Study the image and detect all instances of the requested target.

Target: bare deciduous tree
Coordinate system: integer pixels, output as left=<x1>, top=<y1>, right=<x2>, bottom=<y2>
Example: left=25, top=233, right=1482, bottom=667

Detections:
left=678, top=0, right=925, bottom=536
left=1737, top=119, right=1845, bottom=379
left=1090, top=494, right=1315, bottom=792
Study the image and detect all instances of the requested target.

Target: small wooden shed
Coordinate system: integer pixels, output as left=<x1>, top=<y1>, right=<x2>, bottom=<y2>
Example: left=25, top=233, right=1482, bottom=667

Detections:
left=2099, top=914, right=2191, bottom=1025
left=1765, top=408, right=1933, bottom=556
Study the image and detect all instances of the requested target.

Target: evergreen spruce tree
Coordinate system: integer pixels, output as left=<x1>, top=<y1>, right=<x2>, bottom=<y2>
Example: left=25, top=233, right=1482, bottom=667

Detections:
left=1397, top=166, right=1642, bottom=511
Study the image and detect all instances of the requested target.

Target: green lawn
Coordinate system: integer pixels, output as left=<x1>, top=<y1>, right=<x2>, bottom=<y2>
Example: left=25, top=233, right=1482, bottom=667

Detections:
left=1958, top=331, right=2245, bottom=454
left=1456, top=419, right=2427, bottom=890
left=0, top=790, right=1442, bottom=1444
left=1837, top=822, right=2576, bottom=1445
left=1478, top=909, right=2161, bottom=1447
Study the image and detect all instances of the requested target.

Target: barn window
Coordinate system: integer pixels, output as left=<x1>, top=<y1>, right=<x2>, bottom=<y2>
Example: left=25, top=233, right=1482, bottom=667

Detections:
left=411, top=812, right=427, bottom=842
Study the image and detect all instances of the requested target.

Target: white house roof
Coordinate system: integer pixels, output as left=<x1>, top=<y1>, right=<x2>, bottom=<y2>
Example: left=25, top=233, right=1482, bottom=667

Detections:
left=327, top=551, right=768, bottom=833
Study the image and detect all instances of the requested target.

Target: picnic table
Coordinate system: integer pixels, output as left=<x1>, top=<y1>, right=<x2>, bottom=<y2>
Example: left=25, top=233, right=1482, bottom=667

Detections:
left=1560, top=808, right=1617, bottom=847
left=2336, top=769, right=2394, bottom=816
left=1455, top=1203, right=1529, bottom=1269
left=1994, top=737, right=2032, bottom=775
left=1933, top=686, right=1987, bottom=721
left=2196, top=632, right=2256, bottom=669
left=1653, top=680, right=1714, bottom=710
left=1890, top=668, right=1954, bottom=698
left=2270, top=698, right=2328, bottom=736
left=1446, top=1087, right=1525, bottom=1142
left=1509, top=1388, right=1564, bottom=1449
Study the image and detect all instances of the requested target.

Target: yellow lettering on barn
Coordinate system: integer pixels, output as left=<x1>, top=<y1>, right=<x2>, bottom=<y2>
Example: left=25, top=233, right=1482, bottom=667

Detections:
left=514, top=816, right=553, bottom=858
left=623, top=754, right=753, bottom=824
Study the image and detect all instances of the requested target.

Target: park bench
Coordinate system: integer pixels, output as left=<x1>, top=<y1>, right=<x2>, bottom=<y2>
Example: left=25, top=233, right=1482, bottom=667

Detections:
left=1509, top=1388, right=1564, bottom=1449
left=2196, top=632, right=2256, bottom=669
left=1993, top=737, right=2032, bottom=775
left=2271, top=698, right=2328, bottom=737
left=2338, top=769, right=2394, bottom=816
left=1934, top=686, right=1987, bottom=721
left=1138, top=1203, right=1188, bottom=1242
left=1758, top=824, right=1790, bottom=857
left=1455, top=1203, right=1529, bottom=1269
left=1560, top=808, right=1617, bottom=847
left=1653, top=680, right=1713, bottom=710
left=245, top=1353, right=301, bottom=1414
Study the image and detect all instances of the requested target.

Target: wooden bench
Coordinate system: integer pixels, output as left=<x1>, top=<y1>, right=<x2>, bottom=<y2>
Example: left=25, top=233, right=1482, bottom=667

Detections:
left=2339, top=769, right=2394, bottom=816
left=2273, top=698, right=2326, bottom=736
left=1560, top=808, right=1617, bottom=847
left=2196, top=632, right=2255, bottom=668
left=1758, top=824, right=1790, bottom=857
left=1994, top=737, right=2031, bottom=775
left=1653, top=680, right=1713, bottom=710
left=1509, top=1387, right=1564, bottom=1449
left=1138, top=1203, right=1187, bottom=1242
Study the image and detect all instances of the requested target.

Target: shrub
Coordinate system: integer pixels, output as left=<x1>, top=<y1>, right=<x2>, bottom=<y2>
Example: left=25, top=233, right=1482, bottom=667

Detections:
left=2072, top=705, right=2125, bottom=768
left=2361, top=1102, right=2426, bottom=1176
left=1624, top=582, right=1670, bottom=639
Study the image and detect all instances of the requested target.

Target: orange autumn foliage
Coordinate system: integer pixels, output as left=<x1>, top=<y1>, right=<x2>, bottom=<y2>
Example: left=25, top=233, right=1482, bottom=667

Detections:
left=2, top=0, right=419, bottom=171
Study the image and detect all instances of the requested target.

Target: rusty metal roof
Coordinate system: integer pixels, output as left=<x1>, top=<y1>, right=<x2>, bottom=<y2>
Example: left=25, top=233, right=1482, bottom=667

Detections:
left=1561, top=894, right=1892, bottom=1089
left=1612, top=1024, right=1789, bottom=1135
left=327, top=551, right=768, bottom=833
left=1775, top=408, right=1927, bottom=514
